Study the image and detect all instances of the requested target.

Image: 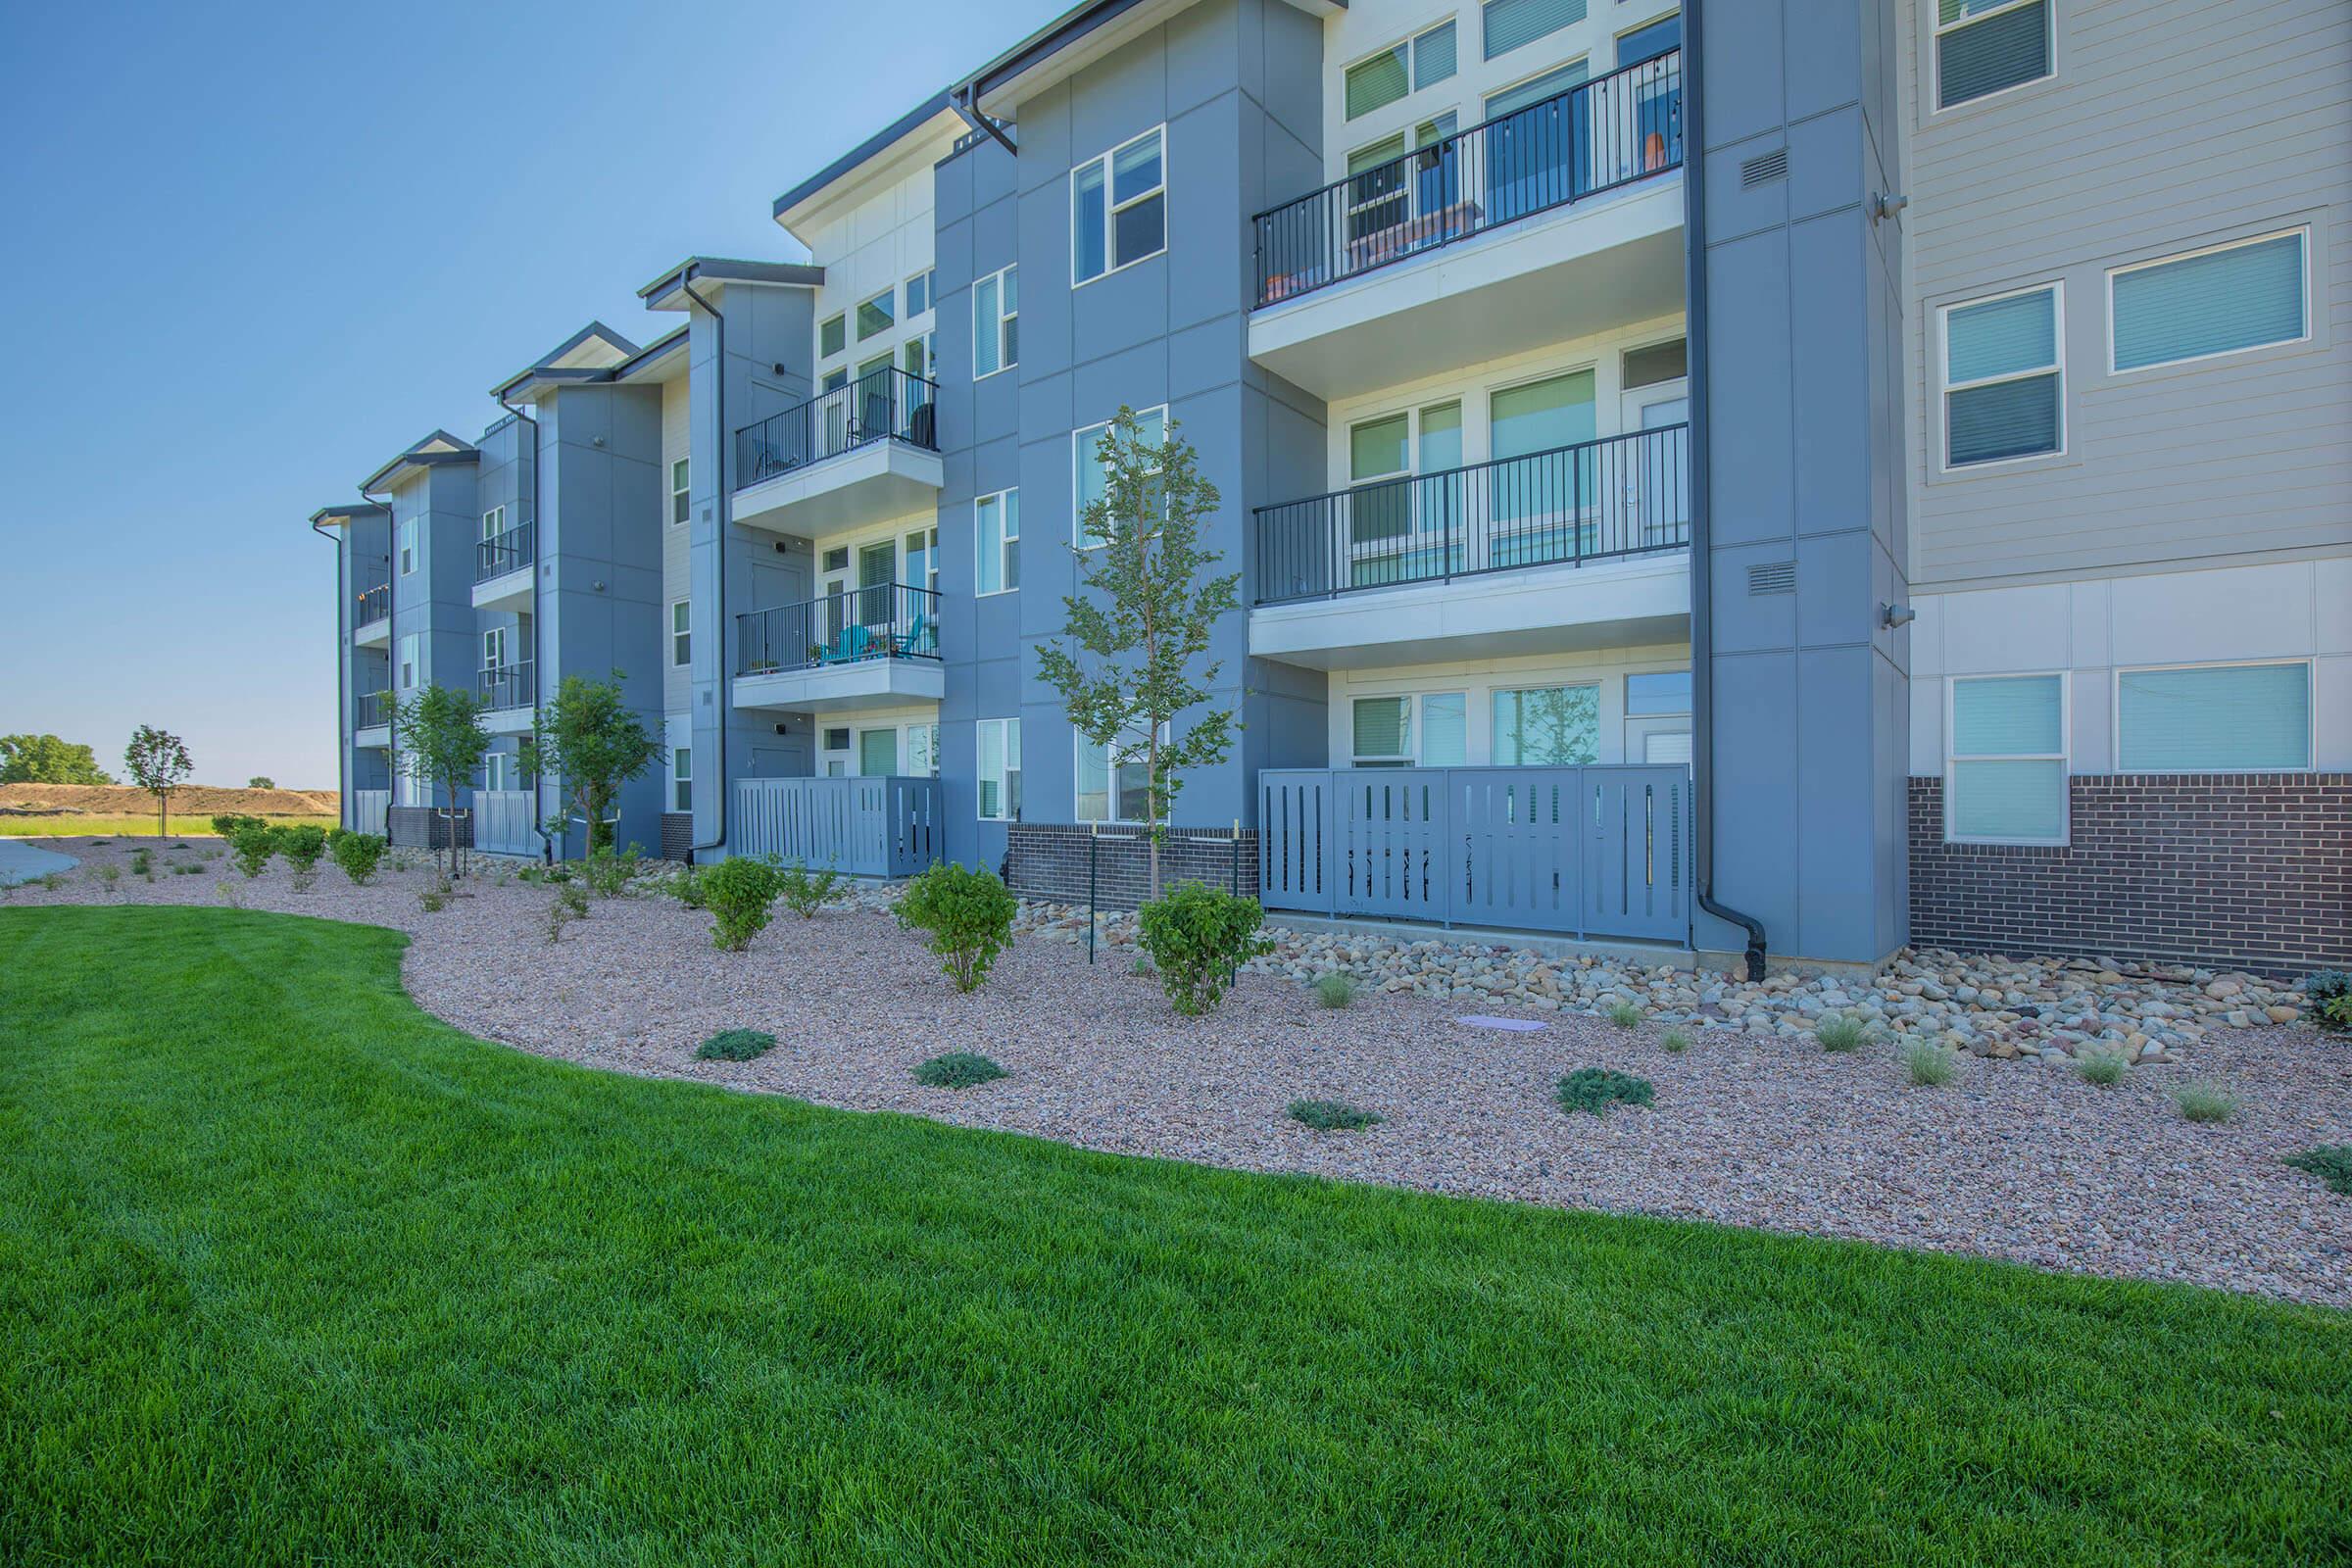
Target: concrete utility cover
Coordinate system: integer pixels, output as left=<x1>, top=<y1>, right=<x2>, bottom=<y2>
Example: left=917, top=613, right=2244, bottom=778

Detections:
left=1457, top=1014, right=1547, bottom=1032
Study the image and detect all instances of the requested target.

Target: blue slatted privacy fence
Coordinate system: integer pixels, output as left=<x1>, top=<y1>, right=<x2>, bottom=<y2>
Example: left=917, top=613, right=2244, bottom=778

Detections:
left=733, top=776, right=944, bottom=877
left=350, top=790, right=389, bottom=838
left=473, top=791, right=537, bottom=857
left=1257, top=764, right=1691, bottom=942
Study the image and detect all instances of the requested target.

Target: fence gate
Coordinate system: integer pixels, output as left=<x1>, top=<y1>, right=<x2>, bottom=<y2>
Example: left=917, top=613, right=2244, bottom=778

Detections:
left=1257, top=763, right=1691, bottom=944
left=473, top=791, right=537, bottom=858
left=734, top=775, right=944, bottom=876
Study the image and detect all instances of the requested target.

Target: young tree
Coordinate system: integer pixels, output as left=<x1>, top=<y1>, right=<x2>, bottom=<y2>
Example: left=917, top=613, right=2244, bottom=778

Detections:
left=1038, top=407, right=1241, bottom=901
left=520, top=673, right=662, bottom=858
left=0, top=733, right=116, bottom=785
left=390, top=684, right=494, bottom=879
left=122, top=726, right=194, bottom=838
left=247, top=775, right=276, bottom=790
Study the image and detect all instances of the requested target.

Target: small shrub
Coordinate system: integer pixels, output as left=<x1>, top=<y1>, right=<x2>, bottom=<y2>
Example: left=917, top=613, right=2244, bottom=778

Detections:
left=228, top=823, right=276, bottom=878
left=775, top=858, right=845, bottom=919
left=211, top=813, right=266, bottom=841
left=1604, top=1000, right=1644, bottom=1030
left=703, top=855, right=783, bottom=952
left=1904, top=1041, right=1958, bottom=1088
left=89, top=863, right=122, bottom=892
left=1661, top=1029, right=1690, bottom=1053
left=129, top=848, right=154, bottom=880
left=1313, top=971, right=1355, bottom=1009
left=273, top=824, right=328, bottom=888
left=1815, top=1013, right=1868, bottom=1053
left=2281, top=1145, right=2352, bottom=1197
left=416, top=878, right=452, bottom=914
left=37, top=872, right=68, bottom=891
left=896, top=861, right=1018, bottom=993
left=330, top=832, right=386, bottom=886
left=216, top=879, right=242, bottom=908
left=546, top=881, right=590, bottom=943
left=1136, top=881, right=1267, bottom=1016
left=2302, top=969, right=2349, bottom=1007
left=696, top=1029, right=776, bottom=1062
left=1555, top=1068, right=1653, bottom=1117
left=1132, top=956, right=1154, bottom=976
left=172, top=861, right=203, bottom=877
left=582, top=843, right=642, bottom=899
left=912, top=1052, right=1006, bottom=1090
left=2322, top=994, right=2352, bottom=1031
left=663, top=863, right=710, bottom=909
left=2077, top=1050, right=2130, bottom=1087
left=1289, top=1099, right=1383, bottom=1132
left=2175, top=1084, right=2238, bottom=1124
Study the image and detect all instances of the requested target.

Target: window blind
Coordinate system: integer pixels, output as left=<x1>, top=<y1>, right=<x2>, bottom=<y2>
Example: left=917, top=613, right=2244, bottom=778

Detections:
left=1414, top=22, right=1457, bottom=87
left=2118, top=663, right=2309, bottom=771
left=2112, top=233, right=2306, bottom=371
left=1485, top=0, right=1586, bottom=61
left=1346, top=46, right=1408, bottom=119
left=1938, top=0, right=2048, bottom=107
left=1352, top=697, right=1410, bottom=760
left=1950, top=760, right=2065, bottom=841
left=1422, top=694, right=1467, bottom=766
left=1952, top=674, right=2061, bottom=755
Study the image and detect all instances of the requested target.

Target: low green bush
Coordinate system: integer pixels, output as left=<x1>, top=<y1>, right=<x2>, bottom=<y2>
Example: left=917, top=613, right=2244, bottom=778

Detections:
left=2175, top=1084, right=2238, bottom=1124
left=1815, top=1013, right=1868, bottom=1053
left=1555, top=1068, right=1653, bottom=1117
left=702, top=856, right=783, bottom=953
left=1904, top=1042, right=1958, bottom=1088
left=1289, top=1099, right=1382, bottom=1132
left=582, top=844, right=642, bottom=899
left=912, top=1052, right=1006, bottom=1090
left=1313, top=972, right=1355, bottom=1009
left=211, top=813, right=266, bottom=841
left=129, top=848, right=155, bottom=881
left=896, top=861, right=1017, bottom=993
left=775, top=858, right=845, bottom=919
left=662, top=863, right=710, bottom=909
left=2282, top=1145, right=2352, bottom=1196
left=696, top=1029, right=776, bottom=1062
left=272, top=824, right=329, bottom=877
left=329, top=832, right=386, bottom=886
left=1136, top=881, right=1266, bottom=1016
left=228, top=823, right=276, bottom=878
left=546, top=882, right=590, bottom=943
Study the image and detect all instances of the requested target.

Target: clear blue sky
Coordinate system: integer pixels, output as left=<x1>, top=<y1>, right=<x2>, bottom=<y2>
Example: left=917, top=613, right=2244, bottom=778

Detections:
left=0, top=0, right=1060, bottom=789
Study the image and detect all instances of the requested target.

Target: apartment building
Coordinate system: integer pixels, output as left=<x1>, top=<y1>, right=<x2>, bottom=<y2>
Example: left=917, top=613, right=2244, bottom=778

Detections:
left=319, top=0, right=2347, bottom=975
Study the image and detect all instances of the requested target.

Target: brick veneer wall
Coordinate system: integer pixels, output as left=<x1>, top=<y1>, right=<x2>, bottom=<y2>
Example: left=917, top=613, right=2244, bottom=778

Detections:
left=1004, top=822, right=1259, bottom=909
left=1908, top=774, right=2350, bottom=977
left=660, top=813, right=693, bottom=862
left=386, top=806, right=472, bottom=851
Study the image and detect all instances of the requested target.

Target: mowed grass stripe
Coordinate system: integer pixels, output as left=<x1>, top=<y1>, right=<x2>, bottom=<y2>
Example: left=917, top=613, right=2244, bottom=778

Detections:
left=0, top=906, right=2343, bottom=1567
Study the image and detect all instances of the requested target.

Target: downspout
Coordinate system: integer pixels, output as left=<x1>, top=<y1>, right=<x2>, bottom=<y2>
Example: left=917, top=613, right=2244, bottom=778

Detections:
left=680, top=267, right=728, bottom=856
left=496, top=388, right=551, bottom=862
left=310, top=516, right=347, bottom=828
left=1682, top=0, right=1770, bottom=981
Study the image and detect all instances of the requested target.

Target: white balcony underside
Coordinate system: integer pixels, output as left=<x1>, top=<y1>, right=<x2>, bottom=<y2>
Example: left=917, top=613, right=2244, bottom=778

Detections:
left=483, top=706, right=534, bottom=736
left=355, top=724, right=390, bottom=750
left=732, top=442, right=944, bottom=536
left=353, top=618, right=389, bottom=649
left=472, top=567, right=533, bottom=614
left=1249, top=550, right=1690, bottom=670
left=1249, top=177, right=1684, bottom=403
left=732, top=658, right=946, bottom=714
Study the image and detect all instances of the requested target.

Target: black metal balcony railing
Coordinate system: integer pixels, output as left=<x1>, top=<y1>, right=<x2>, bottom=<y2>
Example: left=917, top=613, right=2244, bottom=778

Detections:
left=737, top=583, right=942, bottom=676
left=1254, top=48, right=1682, bottom=308
left=355, top=556, right=390, bottom=627
left=1252, top=424, right=1690, bottom=606
left=476, top=521, right=534, bottom=583
left=735, top=366, right=939, bottom=488
left=477, top=660, right=535, bottom=711
left=358, top=689, right=395, bottom=729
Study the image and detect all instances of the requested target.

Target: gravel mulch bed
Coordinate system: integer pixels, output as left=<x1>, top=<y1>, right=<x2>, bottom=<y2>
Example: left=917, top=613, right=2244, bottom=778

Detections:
left=11, top=836, right=2350, bottom=1308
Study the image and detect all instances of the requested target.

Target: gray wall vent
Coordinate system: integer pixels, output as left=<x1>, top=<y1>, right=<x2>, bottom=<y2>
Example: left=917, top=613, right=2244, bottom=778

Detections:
left=1747, top=560, right=1797, bottom=595
left=1740, top=148, right=1789, bottom=187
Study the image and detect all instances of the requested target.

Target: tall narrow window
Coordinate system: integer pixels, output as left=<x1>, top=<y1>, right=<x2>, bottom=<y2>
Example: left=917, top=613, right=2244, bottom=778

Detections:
left=1946, top=674, right=2066, bottom=843
left=1941, top=284, right=2062, bottom=467
left=977, top=718, right=1020, bottom=820
left=480, top=505, right=506, bottom=542
left=976, top=489, right=1019, bottom=596
left=1073, top=128, right=1165, bottom=283
left=1073, top=407, right=1165, bottom=544
left=2118, top=663, right=2310, bottom=772
left=973, top=265, right=1017, bottom=378
left=1421, top=693, right=1467, bottom=766
left=670, top=458, right=690, bottom=525
left=398, top=518, right=416, bottom=575
left=398, top=633, right=418, bottom=690
left=1935, top=0, right=2051, bottom=110
left=1484, top=0, right=1585, bottom=61
left=670, top=600, right=691, bottom=667
left=858, top=728, right=899, bottom=777
left=904, top=269, right=934, bottom=318
left=672, top=744, right=692, bottom=812
left=2110, top=231, right=2308, bottom=373
left=819, top=314, right=846, bottom=359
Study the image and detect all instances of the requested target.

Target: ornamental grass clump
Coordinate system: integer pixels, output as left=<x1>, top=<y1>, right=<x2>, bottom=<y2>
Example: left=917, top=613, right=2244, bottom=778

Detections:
left=1136, top=881, right=1266, bottom=1016
left=896, top=861, right=1017, bottom=993
left=1815, top=1013, right=1868, bottom=1053
left=2175, top=1084, right=2239, bottom=1124
left=1555, top=1068, right=1653, bottom=1117
left=2077, top=1050, right=2130, bottom=1087
left=1604, top=1001, right=1644, bottom=1030
left=1904, top=1041, right=1958, bottom=1088
left=1289, top=1100, right=1383, bottom=1132
left=1313, top=972, right=1355, bottom=1009
left=703, top=856, right=783, bottom=953
left=912, top=1052, right=1007, bottom=1090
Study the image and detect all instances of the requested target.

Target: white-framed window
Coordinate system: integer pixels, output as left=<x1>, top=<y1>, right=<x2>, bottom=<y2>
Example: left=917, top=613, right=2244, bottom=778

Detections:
left=856, top=288, right=894, bottom=342
left=976, top=489, right=1020, bottom=596
left=2108, top=229, right=2310, bottom=375
left=1946, top=673, right=2067, bottom=844
left=398, top=517, right=416, bottom=575
left=1493, top=684, right=1600, bottom=764
left=903, top=331, right=937, bottom=382
left=670, top=457, right=690, bottom=525
left=906, top=722, right=937, bottom=777
left=976, top=717, right=1020, bottom=820
left=2117, top=662, right=2311, bottom=773
left=671, top=743, right=692, bottom=811
left=858, top=727, right=900, bottom=777
left=1344, top=19, right=1458, bottom=121
left=1077, top=722, right=1170, bottom=823
left=1484, top=0, right=1582, bottom=61
left=1625, top=670, right=1691, bottom=716
left=670, top=600, right=691, bottom=667
left=1484, top=58, right=1587, bottom=122
left=973, top=265, right=1018, bottom=379
left=481, top=627, right=509, bottom=670
left=1073, top=126, right=1166, bottom=284
left=905, top=269, right=935, bottom=318
left=819, top=313, right=846, bottom=360
left=398, top=633, right=418, bottom=691
left=482, top=752, right=518, bottom=793
left=1073, top=406, right=1166, bottom=545
left=1934, top=0, right=2052, bottom=111
left=1939, top=282, right=2063, bottom=468
left=481, top=504, right=506, bottom=542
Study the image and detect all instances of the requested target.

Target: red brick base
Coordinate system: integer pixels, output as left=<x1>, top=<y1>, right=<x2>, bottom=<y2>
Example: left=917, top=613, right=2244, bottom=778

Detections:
left=1908, top=774, right=2351, bottom=977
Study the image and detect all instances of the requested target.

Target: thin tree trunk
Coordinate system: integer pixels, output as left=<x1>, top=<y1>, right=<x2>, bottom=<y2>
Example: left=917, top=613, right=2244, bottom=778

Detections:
left=159, top=794, right=168, bottom=839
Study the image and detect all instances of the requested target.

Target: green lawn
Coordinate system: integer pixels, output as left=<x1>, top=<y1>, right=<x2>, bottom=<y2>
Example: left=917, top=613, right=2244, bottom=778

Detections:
left=2, top=906, right=2344, bottom=1567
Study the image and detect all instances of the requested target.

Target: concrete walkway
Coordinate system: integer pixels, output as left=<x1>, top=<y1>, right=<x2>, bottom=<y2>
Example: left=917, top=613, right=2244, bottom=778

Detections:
left=0, top=840, right=79, bottom=886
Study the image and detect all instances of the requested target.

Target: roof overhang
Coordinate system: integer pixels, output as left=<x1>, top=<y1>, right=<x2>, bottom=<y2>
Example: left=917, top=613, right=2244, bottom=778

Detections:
left=490, top=320, right=642, bottom=400
left=308, top=503, right=388, bottom=530
left=771, top=99, right=965, bottom=238
left=361, top=430, right=479, bottom=494
left=638, top=256, right=824, bottom=313
left=612, top=323, right=690, bottom=384
left=960, top=0, right=1337, bottom=118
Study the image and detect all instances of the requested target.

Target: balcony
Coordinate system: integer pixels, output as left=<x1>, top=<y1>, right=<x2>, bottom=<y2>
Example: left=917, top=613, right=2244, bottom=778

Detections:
left=1249, top=425, right=1691, bottom=668
left=356, top=687, right=393, bottom=746
left=1250, top=50, right=1684, bottom=400
left=733, top=583, right=944, bottom=713
left=473, top=522, right=534, bottom=613
left=354, top=557, right=390, bottom=647
left=731, top=366, right=943, bottom=535
left=477, top=661, right=535, bottom=732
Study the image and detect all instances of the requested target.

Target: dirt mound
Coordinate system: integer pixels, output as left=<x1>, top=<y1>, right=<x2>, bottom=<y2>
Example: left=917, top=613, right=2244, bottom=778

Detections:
left=0, top=783, right=338, bottom=817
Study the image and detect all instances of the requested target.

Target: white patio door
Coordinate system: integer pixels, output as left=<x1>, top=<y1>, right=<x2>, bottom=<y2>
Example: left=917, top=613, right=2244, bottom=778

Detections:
left=1619, top=387, right=1688, bottom=548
